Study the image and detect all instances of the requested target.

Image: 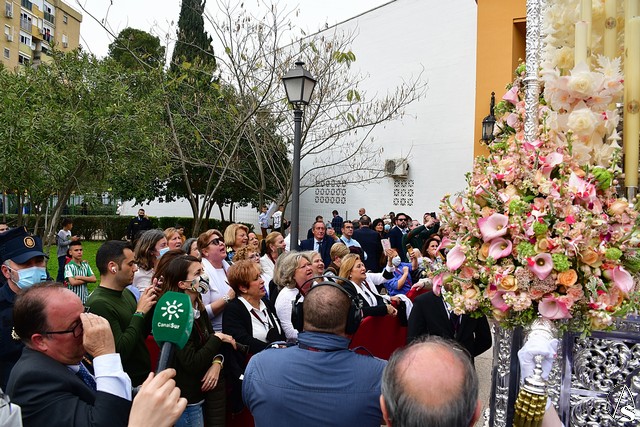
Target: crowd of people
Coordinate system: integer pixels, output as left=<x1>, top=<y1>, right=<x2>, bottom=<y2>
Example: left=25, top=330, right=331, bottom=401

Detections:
left=0, top=206, right=565, bottom=427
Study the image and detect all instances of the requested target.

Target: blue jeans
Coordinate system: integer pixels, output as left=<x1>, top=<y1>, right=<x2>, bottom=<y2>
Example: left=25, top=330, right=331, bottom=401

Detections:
left=56, top=255, right=66, bottom=283
left=175, top=401, right=204, bottom=427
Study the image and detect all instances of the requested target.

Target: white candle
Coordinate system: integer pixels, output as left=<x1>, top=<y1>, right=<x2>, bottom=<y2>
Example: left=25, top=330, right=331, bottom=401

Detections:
left=624, top=16, right=640, bottom=188
left=604, top=0, right=617, bottom=58
left=575, top=21, right=589, bottom=66
left=581, top=0, right=593, bottom=61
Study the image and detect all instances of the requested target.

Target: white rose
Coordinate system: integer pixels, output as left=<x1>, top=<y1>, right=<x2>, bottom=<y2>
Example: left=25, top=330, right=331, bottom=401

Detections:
left=567, top=107, right=599, bottom=136
left=567, top=70, right=603, bottom=98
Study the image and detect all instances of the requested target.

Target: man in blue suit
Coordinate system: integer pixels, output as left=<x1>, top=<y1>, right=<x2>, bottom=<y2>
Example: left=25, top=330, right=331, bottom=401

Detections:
left=299, top=221, right=336, bottom=266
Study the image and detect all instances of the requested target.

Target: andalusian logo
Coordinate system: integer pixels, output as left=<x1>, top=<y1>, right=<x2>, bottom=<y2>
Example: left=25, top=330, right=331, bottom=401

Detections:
left=23, top=236, right=35, bottom=248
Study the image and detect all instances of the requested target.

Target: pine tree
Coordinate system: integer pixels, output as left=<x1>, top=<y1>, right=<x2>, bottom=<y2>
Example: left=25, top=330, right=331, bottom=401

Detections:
left=171, top=0, right=216, bottom=72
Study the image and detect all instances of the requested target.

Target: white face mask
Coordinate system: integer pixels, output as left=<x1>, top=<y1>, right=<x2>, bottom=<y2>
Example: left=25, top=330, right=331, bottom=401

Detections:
left=391, top=256, right=402, bottom=267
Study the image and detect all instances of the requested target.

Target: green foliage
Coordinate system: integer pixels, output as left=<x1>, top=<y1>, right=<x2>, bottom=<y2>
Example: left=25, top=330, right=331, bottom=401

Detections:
left=170, top=0, right=216, bottom=73
left=108, top=27, right=166, bottom=70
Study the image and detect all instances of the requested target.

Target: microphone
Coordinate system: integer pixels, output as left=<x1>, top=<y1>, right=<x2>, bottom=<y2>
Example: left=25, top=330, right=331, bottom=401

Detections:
left=152, top=291, right=194, bottom=372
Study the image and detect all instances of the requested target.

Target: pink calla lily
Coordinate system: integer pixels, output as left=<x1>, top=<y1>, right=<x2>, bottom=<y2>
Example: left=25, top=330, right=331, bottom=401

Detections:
left=436, top=237, right=453, bottom=253
left=446, top=245, right=466, bottom=270
left=528, top=253, right=553, bottom=280
left=503, top=86, right=519, bottom=105
left=488, top=285, right=510, bottom=312
left=612, top=266, right=634, bottom=293
left=488, top=238, right=513, bottom=260
left=478, top=213, right=509, bottom=242
left=432, top=272, right=450, bottom=296
left=538, top=295, right=572, bottom=319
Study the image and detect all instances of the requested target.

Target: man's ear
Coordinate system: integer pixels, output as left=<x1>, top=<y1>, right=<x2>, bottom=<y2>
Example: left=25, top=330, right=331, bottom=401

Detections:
left=30, top=333, right=48, bottom=352
left=380, top=395, right=392, bottom=426
left=469, top=399, right=482, bottom=427
left=0, top=264, right=10, bottom=280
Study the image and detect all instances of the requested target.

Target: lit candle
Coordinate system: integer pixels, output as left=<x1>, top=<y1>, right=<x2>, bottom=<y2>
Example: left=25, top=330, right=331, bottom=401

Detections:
left=575, top=21, right=588, bottom=66
left=604, top=0, right=617, bottom=58
left=581, top=0, right=592, bottom=62
left=624, top=16, right=640, bottom=188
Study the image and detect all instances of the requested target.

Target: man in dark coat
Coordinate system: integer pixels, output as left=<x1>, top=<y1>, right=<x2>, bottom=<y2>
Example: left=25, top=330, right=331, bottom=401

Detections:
left=353, top=216, right=383, bottom=272
left=299, top=221, right=336, bottom=266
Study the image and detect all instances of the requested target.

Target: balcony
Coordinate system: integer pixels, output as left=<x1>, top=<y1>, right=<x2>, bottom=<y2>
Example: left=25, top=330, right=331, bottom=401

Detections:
left=20, top=19, right=32, bottom=33
left=44, top=11, right=54, bottom=24
left=20, top=0, right=32, bottom=11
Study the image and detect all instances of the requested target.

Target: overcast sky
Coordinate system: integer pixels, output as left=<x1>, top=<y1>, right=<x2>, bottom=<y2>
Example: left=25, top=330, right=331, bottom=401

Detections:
left=75, top=0, right=392, bottom=58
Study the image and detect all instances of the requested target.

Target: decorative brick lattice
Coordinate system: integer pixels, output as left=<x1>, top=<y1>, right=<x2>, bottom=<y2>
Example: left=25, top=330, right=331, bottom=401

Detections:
left=393, top=179, right=414, bottom=206
left=314, top=180, right=347, bottom=204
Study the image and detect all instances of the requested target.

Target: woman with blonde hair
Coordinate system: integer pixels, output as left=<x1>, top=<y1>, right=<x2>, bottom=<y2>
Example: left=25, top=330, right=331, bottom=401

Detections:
left=272, top=251, right=314, bottom=341
left=164, top=227, right=183, bottom=251
left=224, top=223, right=249, bottom=263
left=325, top=243, right=350, bottom=276
left=339, top=253, right=399, bottom=318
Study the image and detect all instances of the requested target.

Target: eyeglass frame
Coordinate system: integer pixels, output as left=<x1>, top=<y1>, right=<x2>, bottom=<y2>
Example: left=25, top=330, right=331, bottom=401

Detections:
left=42, top=320, right=83, bottom=338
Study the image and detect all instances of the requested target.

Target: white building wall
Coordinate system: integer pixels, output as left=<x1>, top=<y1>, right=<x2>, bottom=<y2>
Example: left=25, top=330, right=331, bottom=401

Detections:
left=296, top=0, right=477, bottom=233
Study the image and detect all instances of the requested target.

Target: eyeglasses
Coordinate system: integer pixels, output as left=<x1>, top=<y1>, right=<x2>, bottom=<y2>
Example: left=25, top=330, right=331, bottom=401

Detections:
left=208, top=238, right=223, bottom=246
left=43, top=320, right=83, bottom=338
left=397, top=218, right=407, bottom=221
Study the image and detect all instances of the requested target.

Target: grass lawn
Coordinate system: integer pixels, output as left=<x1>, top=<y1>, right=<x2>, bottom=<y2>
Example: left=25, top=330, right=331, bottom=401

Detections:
left=47, top=240, right=102, bottom=293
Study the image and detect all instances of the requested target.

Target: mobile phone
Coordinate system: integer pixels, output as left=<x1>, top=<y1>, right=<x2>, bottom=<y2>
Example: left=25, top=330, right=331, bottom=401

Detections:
left=406, top=244, right=414, bottom=253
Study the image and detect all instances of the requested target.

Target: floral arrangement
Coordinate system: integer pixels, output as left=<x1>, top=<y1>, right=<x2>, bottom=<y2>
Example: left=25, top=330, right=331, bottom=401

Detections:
left=542, top=0, right=625, bottom=72
left=437, top=58, right=640, bottom=333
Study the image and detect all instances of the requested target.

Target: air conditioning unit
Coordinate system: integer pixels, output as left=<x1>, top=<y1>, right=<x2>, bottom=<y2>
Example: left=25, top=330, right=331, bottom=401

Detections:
left=384, top=158, right=409, bottom=178
left=62, top=41, right=68, bottom=48
left=5, top=10, right=12, bottom=18
left=6, top=33, right=13, bottom=42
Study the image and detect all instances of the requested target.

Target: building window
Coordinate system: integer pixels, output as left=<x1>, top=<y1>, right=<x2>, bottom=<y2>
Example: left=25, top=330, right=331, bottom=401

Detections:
left=18, top=52, right=29, bottom=65
left=61, top=33, right=68, bottom=48
left=20, top=0, right=32, bottom=11
left=4, top=24, right=12, bottom=42
left=62, top=14, right=67, bottom=24
left=19, top=12, right=31, bottom=32
left=3, top=48, right=9, bottom=59
left=5, top=2, right=12, bottom=18
left=19, top=31, right=31, bottom=47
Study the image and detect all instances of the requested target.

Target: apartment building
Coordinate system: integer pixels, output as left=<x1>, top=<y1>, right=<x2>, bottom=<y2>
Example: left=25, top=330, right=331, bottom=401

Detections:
left=1, top=0, right=81, bottom=69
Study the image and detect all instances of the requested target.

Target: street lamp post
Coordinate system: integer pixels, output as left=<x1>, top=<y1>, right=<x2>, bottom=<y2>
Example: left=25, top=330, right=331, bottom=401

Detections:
left=282, top=61, right=316, bottom=249
left=481, top=91, right=496, bottom=144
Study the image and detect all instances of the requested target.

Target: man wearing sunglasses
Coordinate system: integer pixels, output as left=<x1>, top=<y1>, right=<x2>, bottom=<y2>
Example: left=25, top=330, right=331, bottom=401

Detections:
left=7, top=283, right=132, bottom=427
left=388, top=213, right=410, bottom=263
left=0, top=226, right=48, bottom=391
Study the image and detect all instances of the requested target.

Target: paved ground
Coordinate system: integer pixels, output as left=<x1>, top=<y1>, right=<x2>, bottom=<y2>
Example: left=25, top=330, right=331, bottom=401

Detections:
left=475, top=345, right=494, bottom=426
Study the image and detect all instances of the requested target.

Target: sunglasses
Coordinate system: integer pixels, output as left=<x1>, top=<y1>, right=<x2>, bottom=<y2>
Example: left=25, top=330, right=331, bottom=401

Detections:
left=208, top=238, right=223, bottom=246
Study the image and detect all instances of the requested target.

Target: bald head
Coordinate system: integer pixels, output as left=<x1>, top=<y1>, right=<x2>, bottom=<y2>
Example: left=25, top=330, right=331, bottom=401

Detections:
left=303, top=284, right=350, bottom=335
left=381, top=337, right=480, bottom=427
